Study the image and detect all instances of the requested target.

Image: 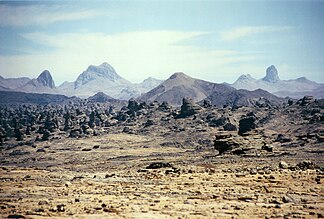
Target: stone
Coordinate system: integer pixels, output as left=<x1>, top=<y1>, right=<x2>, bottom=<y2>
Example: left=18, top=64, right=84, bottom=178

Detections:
left=223, top=122, right=237, bottom=131
left=144, top=119, right=154, bottom=127
left=209, top=116, right=229, bottom=127
left=9, top=150, right=30, bottom=156
left=261, top=145, right=273, bottom=152
left=238, top=114, right=256, bottom=135
left=279, top=161, right=289, bottom=169
left=56, top=204, right=65, bottom=212
left=36, top=148, right=46, bottom=153
left=146, top=162, right=173, bottom=169
left=203, top=99, right=212, bottom=108
left=275, top=134, right=291, bottom=143
left=127, top=98, right=140, bottom=113
left=69, top=129, right=82, bottom=138
left=299, top=96, right=315, bottom=106
left=41, top=130, right=51, bottom=141
left=123, top=127, right=134, bottom=134
left=7, top=215, right=25, bottom=219
left=214, top=134, right=240, bottom=155
left=178, top=97, right=201, bottom=118
left=282, top=196, right=294, bottom=203
left=296, top=160, right=318, bottom=170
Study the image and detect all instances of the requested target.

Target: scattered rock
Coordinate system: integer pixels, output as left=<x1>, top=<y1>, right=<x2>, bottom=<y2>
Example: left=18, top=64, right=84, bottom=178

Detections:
left=9, top=150, right=30, bottom=156
left=56, top=204, right=65, bottom=212
left=36, top=148, right=46, bottom=153
left=261, top=145, right=273, bottom=152
left=7, top=215, right=25, bottom=219
left=146, top=162, right=173, bottom=169
left=123, top=127, right=134, bottom=134
left=294, top=160, right=318, bottom=170
left=275, top=134, right=292, bottom=143
left=223, top=122, right=237, bottom=131
left=279, top=161, right=289, bottom=169
left=282, top=196, right=294, bottom=203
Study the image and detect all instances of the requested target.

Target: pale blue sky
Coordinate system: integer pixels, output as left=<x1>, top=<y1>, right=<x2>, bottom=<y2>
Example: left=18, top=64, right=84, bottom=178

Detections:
left=0, top=0, right=323, bottom=85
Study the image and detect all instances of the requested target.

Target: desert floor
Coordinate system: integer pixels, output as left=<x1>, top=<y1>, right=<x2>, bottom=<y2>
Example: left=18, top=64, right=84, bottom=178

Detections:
left=1, top=133, right=323, bottom=219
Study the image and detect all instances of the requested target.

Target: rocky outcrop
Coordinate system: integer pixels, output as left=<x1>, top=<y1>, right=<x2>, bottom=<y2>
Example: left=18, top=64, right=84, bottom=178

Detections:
left=178, top=97, right=201, bottom=118
left=238, top=113, right=257, bottom=135
left=262, top=65, right=279, bottom=83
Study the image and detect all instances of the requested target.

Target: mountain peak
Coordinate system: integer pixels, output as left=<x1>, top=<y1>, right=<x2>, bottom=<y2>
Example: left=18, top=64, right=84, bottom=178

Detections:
left=262, top=65, right=280, bottom=83
left=237, top=74, right=255, bottom=82
left=169, top=72, right=191, bottom=80
left=75, top=62, right=124, bottom=88
left=37, top=70, right=55, bottom=88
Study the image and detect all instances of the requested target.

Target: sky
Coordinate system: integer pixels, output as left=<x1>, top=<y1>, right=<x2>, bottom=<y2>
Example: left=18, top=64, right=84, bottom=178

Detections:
left=0, top=0, right=323, bottom=85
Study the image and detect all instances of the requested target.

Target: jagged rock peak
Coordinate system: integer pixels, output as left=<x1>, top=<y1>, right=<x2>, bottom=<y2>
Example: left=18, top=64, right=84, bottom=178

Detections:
left=263, top=65, right=279, bottom=83
left=37, top=70, right=55, bottom=88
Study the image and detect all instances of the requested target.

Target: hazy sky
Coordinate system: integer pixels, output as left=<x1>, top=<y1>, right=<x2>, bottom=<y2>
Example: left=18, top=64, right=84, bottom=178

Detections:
left=0, top=0, right=323, bottom=85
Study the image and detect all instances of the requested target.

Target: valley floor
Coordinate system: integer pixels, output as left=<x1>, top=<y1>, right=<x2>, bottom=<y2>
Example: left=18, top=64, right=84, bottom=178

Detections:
left=0, top=133, right=323, bottom=219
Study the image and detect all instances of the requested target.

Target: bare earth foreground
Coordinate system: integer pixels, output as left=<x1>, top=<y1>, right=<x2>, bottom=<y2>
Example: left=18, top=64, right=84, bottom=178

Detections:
left=0, top=132, right=323, bottom=219
left=0, top=97, right=323, bottom=218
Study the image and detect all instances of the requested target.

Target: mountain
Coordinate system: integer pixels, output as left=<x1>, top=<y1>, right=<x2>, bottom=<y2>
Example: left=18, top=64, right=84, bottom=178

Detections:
left=59, top=62, right=132, bottom=98
left=139, top=77, right=163, bottom=90
left=87, top=92, right=127, bottom=108
left=118, top=77, right=163, bottom=100
left=138, top=72, right=282, bottom=107
left=138, top=72, right=213, bottom=105
left=0, top=76, right=31, bottom=91
left=87, top=92, right=115, bottom=102
left=18, top=70, right=57, bottom=94
left=59, top=62, right=163, bottom=99
left=74, top=62, right=129, bottom=89
left=36, top=70, right=55, bottom=88
left=232, top=65, right=324, bottom=99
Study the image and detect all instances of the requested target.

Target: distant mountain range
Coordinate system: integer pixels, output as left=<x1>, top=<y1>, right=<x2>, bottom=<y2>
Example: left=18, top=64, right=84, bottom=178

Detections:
left=138, top=72, right=282, bottom=107
left=231, top=65, right=324, bottom=99
left=0, top=62, right=163, bottom=100
left=0, top=62, right=323, bottom=106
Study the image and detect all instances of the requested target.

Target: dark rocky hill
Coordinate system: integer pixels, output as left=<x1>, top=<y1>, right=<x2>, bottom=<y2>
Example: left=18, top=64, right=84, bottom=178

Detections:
left=0, top=91, right=79, bottom=105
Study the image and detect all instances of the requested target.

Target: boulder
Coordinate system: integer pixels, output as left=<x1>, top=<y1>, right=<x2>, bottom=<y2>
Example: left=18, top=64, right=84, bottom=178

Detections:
left=214, top=133, right=240, bottom=155
left=223, top=122, right=237, bottom=131
left=238, top=114, right=256, bottom=135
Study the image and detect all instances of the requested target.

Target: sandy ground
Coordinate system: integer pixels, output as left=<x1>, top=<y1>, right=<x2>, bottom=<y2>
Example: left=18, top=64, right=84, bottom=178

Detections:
left=0, top=133, right=323, bottom=219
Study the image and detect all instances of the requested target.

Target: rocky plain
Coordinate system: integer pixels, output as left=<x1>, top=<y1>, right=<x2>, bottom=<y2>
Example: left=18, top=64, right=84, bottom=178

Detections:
left=0, top=95, right=323, bottom=218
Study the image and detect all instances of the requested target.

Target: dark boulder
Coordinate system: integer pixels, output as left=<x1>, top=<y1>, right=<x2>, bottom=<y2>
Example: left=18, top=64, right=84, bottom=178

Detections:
left=238, top=113, right=256, bottom=135
left=214, top=133, right=239, bottom=154
left=223, top=122, right=237, bottom=131
left=146, top=162, right=173, bottom=169
left=178, top=97, right=201, bottom=118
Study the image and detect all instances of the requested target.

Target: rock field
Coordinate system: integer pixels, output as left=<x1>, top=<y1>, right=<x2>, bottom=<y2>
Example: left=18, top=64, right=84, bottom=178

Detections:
left=0, top=96, right=323, bottom=218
